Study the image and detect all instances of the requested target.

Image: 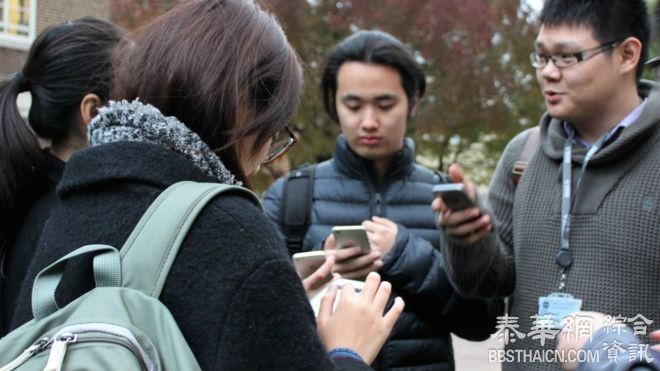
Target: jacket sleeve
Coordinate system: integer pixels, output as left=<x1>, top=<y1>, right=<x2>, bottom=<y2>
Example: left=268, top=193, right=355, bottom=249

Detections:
left=379, top=224, right=453, bottom=305
left=438, top=130, right=533, bottom=299
left=379, top=225, right=503, bottom=340
left=214, top=257, right=373, bottom=371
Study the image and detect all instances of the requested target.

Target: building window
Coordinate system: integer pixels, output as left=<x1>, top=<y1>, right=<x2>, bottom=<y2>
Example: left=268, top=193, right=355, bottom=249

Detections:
left=0, top=0, right=37, bottom=50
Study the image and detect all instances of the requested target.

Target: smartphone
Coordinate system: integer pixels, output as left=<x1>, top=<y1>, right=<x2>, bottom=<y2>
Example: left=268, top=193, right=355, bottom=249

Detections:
left=432, top=183, right=475, bottom=211
left=331, top=225, right=371, bottom=253
left=292, top=250, right=327, bottom=279
left=309, top=278, right=365, bottom=316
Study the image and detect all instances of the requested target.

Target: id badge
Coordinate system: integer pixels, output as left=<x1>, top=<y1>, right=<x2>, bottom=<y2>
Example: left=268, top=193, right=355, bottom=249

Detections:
left=538, top=293, right=582, bottom=329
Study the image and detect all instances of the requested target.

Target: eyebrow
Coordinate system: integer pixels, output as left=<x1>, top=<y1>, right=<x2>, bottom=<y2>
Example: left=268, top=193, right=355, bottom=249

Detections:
left=534, top=40, right=581, bottom=51
left=340, top=93, right=398, bottom=102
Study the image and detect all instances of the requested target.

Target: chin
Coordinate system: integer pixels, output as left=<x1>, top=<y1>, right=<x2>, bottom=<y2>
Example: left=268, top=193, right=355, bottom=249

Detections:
left=546, top=107, right=570, bottom=121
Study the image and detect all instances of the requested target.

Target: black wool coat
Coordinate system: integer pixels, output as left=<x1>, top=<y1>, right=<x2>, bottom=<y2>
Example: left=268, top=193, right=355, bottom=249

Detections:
left=12, top=141, right=370, bottom=371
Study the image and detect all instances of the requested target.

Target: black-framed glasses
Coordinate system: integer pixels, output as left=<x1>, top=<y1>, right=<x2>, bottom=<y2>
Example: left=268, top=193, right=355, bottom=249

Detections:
left=530, top=40, right=623, bottom=69
left=261, top=126, right=297, bottom=164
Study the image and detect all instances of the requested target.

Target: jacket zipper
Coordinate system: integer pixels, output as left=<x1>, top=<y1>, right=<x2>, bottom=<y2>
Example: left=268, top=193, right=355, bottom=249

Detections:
left=374, top=192, right=383, bottom=216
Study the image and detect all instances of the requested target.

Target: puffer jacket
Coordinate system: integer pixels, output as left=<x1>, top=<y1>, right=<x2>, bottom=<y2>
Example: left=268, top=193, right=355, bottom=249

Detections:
left=264, top=135, right=503, bottom=371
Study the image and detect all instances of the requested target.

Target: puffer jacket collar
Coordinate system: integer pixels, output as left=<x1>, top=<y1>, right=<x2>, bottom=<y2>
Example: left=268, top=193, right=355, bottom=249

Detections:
left=332, top=135, right=415, bottom=186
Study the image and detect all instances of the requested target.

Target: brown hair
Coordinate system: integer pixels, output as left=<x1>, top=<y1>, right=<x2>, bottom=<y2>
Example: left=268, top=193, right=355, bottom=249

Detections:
left=111, top=0, right=302, bottom=184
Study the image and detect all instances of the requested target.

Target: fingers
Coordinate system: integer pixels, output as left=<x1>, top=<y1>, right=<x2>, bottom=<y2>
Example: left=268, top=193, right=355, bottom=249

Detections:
left=464, top=225, right=492, bottom=244
left=383, top=297, right=405, bottom=329
left=303, top=255, right=335, bottom=293
left=317, top=284, right=338, bottom=322
left=440, top=206, right=484, bottom=228
left=444, top=212, right=489, bottom=235
left=447, top=163, right=479, bottom=201
left=340, top=262, right=382, bottom=280
left=360, top=273, right=403, bottom=330
left=371, top=278, right=392, bottom=310
left=464, top=179, right=478, bottom=200
left=431, top=197, right=445, bottom=213
left=314, top=254, right=335, bottom=279
left=359, top=271, right=381, bottom=302
left=650, top=329, right=660, bottom=342
left=334, top=254, right=381, bottom=275
left=328, top=245, right=368, bottom=262
left=323, top=233, right=337, bottom=250
left=368, top=216, right=396, bottom=228
left=448, top=163, right=465, bottom=183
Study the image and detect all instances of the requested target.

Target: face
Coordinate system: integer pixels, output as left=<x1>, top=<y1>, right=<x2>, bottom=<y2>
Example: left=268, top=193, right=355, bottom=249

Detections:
left=534, top=25, right=620, bottom=125
left=335, top=61, right=411, bottom=167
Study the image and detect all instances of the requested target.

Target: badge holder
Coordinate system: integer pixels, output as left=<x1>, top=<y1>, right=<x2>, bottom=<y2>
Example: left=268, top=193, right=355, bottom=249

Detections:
left=538, top=292, right=582, bottom=329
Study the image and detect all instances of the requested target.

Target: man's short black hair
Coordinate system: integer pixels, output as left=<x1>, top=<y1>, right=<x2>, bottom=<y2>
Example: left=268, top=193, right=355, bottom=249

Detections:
left=321, top=30, right=426, bottom=123
left=540, top=0, right=650, bottom=81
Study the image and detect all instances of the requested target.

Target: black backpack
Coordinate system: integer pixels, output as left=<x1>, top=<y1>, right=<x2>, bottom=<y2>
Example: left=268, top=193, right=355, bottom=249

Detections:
left=280, top=164, right=316, bottom=255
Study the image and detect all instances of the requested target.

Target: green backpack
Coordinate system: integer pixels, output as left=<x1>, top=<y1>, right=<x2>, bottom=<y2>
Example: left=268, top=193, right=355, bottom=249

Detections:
left=0, top=181, right=259, bottom=371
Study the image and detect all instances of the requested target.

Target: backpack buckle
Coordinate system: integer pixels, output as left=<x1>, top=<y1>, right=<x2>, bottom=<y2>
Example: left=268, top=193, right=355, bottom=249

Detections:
left=512, top=161, right=528, bottom=176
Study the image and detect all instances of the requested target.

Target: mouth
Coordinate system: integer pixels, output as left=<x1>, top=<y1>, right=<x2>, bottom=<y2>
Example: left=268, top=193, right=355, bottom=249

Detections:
left=358, top=136, right=381, bottom=146
left=544, top=90, right=563, bottom=104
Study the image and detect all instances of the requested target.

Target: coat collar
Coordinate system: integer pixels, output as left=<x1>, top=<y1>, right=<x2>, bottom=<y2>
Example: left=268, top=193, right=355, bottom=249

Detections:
left=57, top=141, right=214, bottom=199
left=332, top=135, right=415, bottom=185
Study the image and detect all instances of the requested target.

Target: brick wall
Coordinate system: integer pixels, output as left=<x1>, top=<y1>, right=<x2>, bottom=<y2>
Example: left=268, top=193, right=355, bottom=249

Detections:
left=0, top=48, right=26, bottom=78
left=0, top=0, right=111, bottom=78
left=37, top=0, right=111, bottom=34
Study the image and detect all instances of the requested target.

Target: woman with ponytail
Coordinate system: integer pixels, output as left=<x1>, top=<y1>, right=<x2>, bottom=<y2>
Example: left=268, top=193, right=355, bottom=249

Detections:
left=0, top=17, right=124, bottom=336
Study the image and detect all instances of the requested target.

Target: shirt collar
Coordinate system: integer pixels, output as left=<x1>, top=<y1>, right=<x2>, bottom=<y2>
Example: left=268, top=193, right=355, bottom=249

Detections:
left=562, top=98, right=647, bottom=148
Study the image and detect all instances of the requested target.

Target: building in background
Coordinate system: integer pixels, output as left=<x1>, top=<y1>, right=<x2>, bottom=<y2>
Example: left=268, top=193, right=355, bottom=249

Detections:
left=0, top=0, right=111, bottom=116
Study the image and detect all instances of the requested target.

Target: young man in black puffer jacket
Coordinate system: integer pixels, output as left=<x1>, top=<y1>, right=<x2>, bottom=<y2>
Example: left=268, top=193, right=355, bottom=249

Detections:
left=264, top=30, right=503, bottom=371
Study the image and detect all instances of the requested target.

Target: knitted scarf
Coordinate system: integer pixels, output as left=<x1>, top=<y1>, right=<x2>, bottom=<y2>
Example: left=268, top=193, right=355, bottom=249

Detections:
left=89, top=99, right=241, bottom=186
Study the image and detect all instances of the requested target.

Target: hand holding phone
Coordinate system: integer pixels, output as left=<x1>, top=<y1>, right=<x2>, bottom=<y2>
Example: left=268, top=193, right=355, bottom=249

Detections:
left=432, top=183, right=475, bottom=211
left=293, top=250, right=327, bottom=279
left=331, top=225, right=371, bottom=253
left=295, top=251, right=335, bottom=298
left=309, top=278, right=366, bottom=316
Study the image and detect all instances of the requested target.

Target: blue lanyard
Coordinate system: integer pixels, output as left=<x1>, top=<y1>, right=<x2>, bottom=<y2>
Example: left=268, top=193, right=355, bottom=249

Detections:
left=557, top=132, right=609, bottom=290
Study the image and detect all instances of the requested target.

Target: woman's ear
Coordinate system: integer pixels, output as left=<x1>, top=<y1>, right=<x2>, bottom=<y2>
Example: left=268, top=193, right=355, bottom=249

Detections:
left=79, top=93, right=102, bottom=125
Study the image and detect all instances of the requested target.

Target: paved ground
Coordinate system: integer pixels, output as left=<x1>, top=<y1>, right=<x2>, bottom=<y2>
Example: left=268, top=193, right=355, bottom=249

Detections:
left=452, top=334, right=503, bottom=371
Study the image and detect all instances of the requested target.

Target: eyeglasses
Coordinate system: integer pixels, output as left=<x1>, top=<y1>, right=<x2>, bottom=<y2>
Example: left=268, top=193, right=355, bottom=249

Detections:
left=530, top=40, right=622, bottom=69
left=261, top=126, right=297, bottom=164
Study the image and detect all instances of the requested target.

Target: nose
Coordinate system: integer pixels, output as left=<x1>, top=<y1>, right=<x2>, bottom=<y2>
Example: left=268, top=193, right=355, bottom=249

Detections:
left=360, top=106, right=378, bottom=130
left=539, top=59, right=561, bottom=81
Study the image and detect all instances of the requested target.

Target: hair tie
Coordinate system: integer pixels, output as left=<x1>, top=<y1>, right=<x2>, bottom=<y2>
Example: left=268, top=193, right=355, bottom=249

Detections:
left=11, top=72, right=29, bottom=92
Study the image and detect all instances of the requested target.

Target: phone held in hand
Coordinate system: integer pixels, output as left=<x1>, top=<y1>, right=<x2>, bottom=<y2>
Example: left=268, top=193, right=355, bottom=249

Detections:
left=309, top=278, right=365, bottom=316
left=292, top=250, right=327, bottom=279
left=432, top=183, right=475, bottom=211
left=331, top=225, right=371, bottom=253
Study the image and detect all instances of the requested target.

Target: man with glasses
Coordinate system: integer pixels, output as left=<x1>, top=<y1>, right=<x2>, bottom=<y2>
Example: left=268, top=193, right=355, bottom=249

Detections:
left=264, top=30, right=503, bottom=370
left=434, top=0, right=660, bottom=370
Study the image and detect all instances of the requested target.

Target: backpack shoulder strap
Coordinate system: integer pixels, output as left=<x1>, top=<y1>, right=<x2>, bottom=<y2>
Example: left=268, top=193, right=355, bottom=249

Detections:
left=512, top=126, right=540, bottom=187
left=120, top=181, right=260, bottom=297
left=281, top=164, right=316, bottom=255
